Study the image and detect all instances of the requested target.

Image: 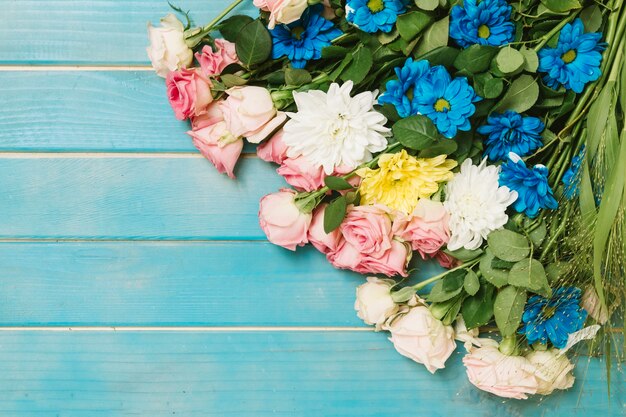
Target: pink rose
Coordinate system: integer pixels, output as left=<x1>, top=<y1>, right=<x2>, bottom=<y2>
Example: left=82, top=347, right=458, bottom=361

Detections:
left=388, top=306, right=457, bottom=373
left=434, top=251, right=462, bottom=269
left=166, top=67, right=213, bottom=120
left=195, top=39, right=239, bottom=77
left=253, top=0, right=308, bottom=29
left=397, top=199, right=450, bottom=259
left=463, top=346, right=539, bottom=400
left=220, top=86, right=287, bottom=143
left=277, top=156, right=326, bottom=192
left=308, top=204, right=342, bottom=254
left=257, top=130, right=289, bottom=164
left=329, top=237, right=410, bottom=277
left=259, top=189, right=311, bottom=250
left=339, top=205, right=393, bottom=256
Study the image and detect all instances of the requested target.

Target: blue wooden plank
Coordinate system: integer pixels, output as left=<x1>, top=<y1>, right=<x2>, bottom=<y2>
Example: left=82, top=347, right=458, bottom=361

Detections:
left=0, top=242, right=445, bottom=326
left=0, top=156, right=287, bottom=239
left=0, top=330, right=621, bottom=416
left=0, top=0, right=258, bottom=64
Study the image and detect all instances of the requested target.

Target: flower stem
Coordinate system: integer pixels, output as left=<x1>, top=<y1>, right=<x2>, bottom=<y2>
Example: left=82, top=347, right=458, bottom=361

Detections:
left=410, top=258, right=480, bottom=292
left=533, top=12, right=579, bottom=52
left=186, top=0, right=246, bottom=43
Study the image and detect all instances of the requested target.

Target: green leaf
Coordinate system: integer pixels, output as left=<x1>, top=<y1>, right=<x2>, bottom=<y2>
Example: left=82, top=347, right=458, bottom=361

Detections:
left=428, top=280, right=463, bottom=302
left=491, top=258, right=516, bottom=270
left=474, top=73, right=504, bottom=99
left=540, top=0, right=581, bottom=13
left=487, top=229, right=531, bottom=262
left=508, top=258, right=551, bottom=295
left=235, top=20, right=272, bottom=68
left=378, top=28, right=400, bottom=45
left=495, top=46, right=525, bottom=75
left=443, top=269, right=466, bottom=292
left=330, top=53, right=353, bottom=81
left=493, top=75, right=539, bottom=113
left=442, top=295, right=465, bottom=325
left=463, top=270, right=480, bottom=296
left=220, top=74, right=248, bottom=87
left=418, top=138, right=458, bottom=158
left=528, top=220, right=547, bottom=247
left=494, top=285, right=527, bottom=337
left=219, top=15, right=254, bottom=42
left=396, top=11, right=432, bottom=41
left=415, top=0, right=439, bottom=10
left=462, top=283, right=495, bottom=328
left=580, top=5, right=603, bottom=32
left=520, top=46, right=539, bottom=73
left=391, top=286, right=416, bottom=302
left=340, top=47, right=373, bottom=84
left=586, top=85, right=614, bottom=160
left=285, top=68, right=312, bottom=86
left=324, top=176, right=354, bottom=191
left=545, top=262, right=562, bottom=284
left=430, top=294, right=463, bottom=321
left=323, top=196, right=347, bottom=233
left=479, top=249, right=510, bottom=287
left=414, top=16, right=449, bottom=56
left=416, top=46, right=460, bottom=67
left=392, top=115, right=441, bottom=150
left=453, top=45, right=498, bottom=74
left=322, top=45, right=349, bottom=58
left=445, top=247, right=483, bottom=262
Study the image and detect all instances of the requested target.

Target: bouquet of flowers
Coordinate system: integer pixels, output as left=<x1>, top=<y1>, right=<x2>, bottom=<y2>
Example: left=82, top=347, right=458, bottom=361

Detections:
left=147, top=0, right=625, bottom=400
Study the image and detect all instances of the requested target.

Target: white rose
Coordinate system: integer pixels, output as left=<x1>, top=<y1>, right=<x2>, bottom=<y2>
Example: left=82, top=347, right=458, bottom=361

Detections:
left=253, top=0, right=308, bottom=29
left=354, top=277, right=397, bottom=327
left=526, top=349, right=575, bottom=395
left=147, top=14, right=193, bottom=77
left=388, top=306, right=456, bottom=373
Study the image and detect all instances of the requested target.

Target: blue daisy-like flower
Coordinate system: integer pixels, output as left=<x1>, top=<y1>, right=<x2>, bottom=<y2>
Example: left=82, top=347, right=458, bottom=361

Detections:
left=520, top=287, right=587, bottom=349
left=270, top=5, right=342, bottom=69
left=477, top=111, right=545, bottom=162
left=378, top=58, right=431, bottom=118
left=538, top=19, right=606, bottom=93
left=449, top=0, right=515, bottom=48
left=562, top=145, right=585, bottom=200
left=499, top=153, right=558, bottom=218
left=345, top=0, right=406, bottom=33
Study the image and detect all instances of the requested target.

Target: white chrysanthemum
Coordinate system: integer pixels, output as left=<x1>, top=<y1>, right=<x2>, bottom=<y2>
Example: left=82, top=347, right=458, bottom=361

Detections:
left=283, top=81, right=390, bottom=175
left=444, top=158, right=518, bottom=251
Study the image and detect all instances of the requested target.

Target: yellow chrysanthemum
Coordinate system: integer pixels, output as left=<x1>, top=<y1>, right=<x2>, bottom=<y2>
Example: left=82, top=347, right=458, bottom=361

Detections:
left=357, top=150, right=457, bottom=214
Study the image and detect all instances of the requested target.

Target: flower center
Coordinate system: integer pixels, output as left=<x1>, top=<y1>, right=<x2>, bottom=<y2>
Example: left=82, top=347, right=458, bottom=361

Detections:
left=542, top=306, right=557, bottom=319
left=434, top=98, right=451, bottom=113
left=405, top=86, right=414, bottom=101
left=561, top=49, right=577, bottom=64
left=291, top=26, right=305, bottom=40
left=477, top=24, right=490, bottom=39
left=367, top=0, right=385, bottom=13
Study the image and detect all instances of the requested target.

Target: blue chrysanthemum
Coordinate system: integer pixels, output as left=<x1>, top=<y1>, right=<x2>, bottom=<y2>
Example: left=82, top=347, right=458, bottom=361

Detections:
left=270, top=5, right=342, bottom=69
left=562, top=145, right=585, bottom=200
left=538, top=19, right=606, bottom=93
left=477, top=111, right=545, bottom=162
left=499, top=153, right=558, bottom=218
left=520, top=287, right=587, bottom=349
left=345, top=0, right=406, bottom=33
left=449, top=0, right=515, bottom=48
left=378, top=58, right=431, bottom=118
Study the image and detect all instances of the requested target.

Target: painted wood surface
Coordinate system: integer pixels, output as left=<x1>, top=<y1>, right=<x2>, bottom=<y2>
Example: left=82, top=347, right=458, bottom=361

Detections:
left=0, top=331, right=622, bottom=417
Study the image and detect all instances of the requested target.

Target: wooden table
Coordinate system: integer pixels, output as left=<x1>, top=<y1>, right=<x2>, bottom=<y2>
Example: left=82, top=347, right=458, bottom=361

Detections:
left=0, top=1, right=623, bottom=415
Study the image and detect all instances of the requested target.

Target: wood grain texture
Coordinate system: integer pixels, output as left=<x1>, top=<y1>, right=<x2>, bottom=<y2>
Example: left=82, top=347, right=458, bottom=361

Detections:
left=0, top=241, right=443, bottom=326
left=0, top=156, right=286, bottom=239
left=0, top=0, right=258, bottom=64
left=0, top=331, right=621, bottom=417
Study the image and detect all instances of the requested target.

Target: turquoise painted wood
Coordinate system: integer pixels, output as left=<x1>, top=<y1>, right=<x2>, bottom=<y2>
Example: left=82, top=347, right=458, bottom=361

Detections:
left=0, top=0, right=259, bottom=64
left=0, top=331, right=622, bottom=417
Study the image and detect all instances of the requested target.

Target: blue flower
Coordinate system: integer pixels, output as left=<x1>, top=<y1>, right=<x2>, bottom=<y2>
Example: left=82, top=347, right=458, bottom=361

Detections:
left=499, top=153, right=558, bottom=218
left=270, top=5, right=342, bottom=69
left=345, top=0, right=406, bottom=33
left=520, top=287, right=587, bottom=349
left=413, top=65, right=481, bottom=138
left=538, top=19, right=606, bottom=93
left=450, top=0, right=515, bottom=48
left=477, top=111, right=545, bottom=162
left=562, top=145, right=585, bottom=200
left=378, top=58, right=431, bottom=118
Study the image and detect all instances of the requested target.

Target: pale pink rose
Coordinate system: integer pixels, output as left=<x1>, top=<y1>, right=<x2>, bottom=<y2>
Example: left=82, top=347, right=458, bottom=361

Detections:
left=308, top=204, right=342, bottom=254
left=339, top=205, right=393, bottom=256
left=257, top=130, right=289, bottom=164
left=434, top=251, right=461, bottom=269
left=190, top=100, right=225, bottom=129
left=166, top=67, right=213, bottom=120
left=397, top=199, right=450, bottom=259
left=259, top=189, right=311, bottom=250
left=195, top=39, right=239, bottom=77
left=146, top=14, right=193, bottom=77
left=388, top=306, right=456, bottom=373
left=220, top=86, right=286, bottom=143
left=526, top=349, right=575, bottom=395
left=277, top=156, right=326, bottom=192
left=355, top=277, right=398, bottom=327
left=581, top=286, right=609, bottom=324
left=463, top=346, right=539, bottom=399
left=253, top=0, right=308, bottom=29
left=329, top=238, right=410, bottom=277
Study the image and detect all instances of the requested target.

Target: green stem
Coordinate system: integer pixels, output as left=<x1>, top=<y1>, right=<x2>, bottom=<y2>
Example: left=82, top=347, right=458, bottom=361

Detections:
left=539, top=203, right=573, bottom=262
left=186, top=0, right=245, bottom=42
left=410, top=259, right=480, bottom=292
left=533, top=12, right=579, bottom=52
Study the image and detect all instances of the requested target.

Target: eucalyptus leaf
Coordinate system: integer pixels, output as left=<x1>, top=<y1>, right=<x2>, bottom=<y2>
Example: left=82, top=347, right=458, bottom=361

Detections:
left=323, top=196, right=347, bottom=233
left=493, top=75, right=539, bottom=113
left=487, top=229, right=531, bottom=262
left=494, top=285, right=527, bottom=337
left=236, top=20, right=272, bottom=67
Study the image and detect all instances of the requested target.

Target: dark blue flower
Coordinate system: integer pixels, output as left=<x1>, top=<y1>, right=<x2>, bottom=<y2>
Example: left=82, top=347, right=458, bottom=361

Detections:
left=499, top=153, right=558, bottom=218
left=450, top=0, right=515, bottom=48
left=270, top=5, right=342, bottom=69
left=538, top=19, right=606, bottom=93
left=378, top=58, right=431, bottom=118
left=345, top=0, right=406, bottom=33
left=520, top=287, right=587, bottom=349
left=477, top=111, right=545, bottom=162
left=562, top=145, right=585, bottom=200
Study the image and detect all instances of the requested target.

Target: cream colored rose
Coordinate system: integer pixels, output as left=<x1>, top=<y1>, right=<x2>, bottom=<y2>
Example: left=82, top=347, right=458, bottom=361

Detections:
left=253, top=0, right=308, bottom=29
left=526, top=349, right=575, bottom=395
left=388, top=306, right=456, bottom=373
left=354, top=277, right=397, bottom=327
left=147, top=14, right=193, bottom=77
left=581, top=286, right=609, bottom=324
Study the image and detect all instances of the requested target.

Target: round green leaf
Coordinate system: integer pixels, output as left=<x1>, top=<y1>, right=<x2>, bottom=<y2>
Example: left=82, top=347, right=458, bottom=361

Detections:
left=463, top=270, right=480, bottom=296
left=235, top=20, right=272, bottom=68
left=427, top=280, right=463, bottom=302
left=461, top=283, right=495, bottom=329
left=479, top=249, right=509, bottom=287
left=520, top=46, right=539, bottom=73
left=414, top=16, right=449, bottom=56
left=508, top=258, right=551, bottom=296
left=415, top=0, right=439, bottom=10
left=493, top=75, right=539, bottom=113
left=496, top=47, right=525, bottom=74
left=494, top=285, right=527, bottom=337
left=396, top=11, right=432, bottom=41
left=487, top=229, right=531, bottom=262
left=392, top=115, right=441, bottom=150
left=453, top=45, right=498, bottom=74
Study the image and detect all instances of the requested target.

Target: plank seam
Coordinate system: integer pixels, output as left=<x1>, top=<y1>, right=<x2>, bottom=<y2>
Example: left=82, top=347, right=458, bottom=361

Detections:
left=0, top=65, right=153, bottom=71
left=0, top=326, right=373, bottom=332
left=0, top=152, right=258, bottom=159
